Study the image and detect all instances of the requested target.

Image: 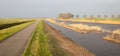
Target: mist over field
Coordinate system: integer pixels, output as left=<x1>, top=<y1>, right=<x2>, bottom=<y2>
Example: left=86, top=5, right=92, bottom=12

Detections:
left=0, top=0, right=120, bottom=18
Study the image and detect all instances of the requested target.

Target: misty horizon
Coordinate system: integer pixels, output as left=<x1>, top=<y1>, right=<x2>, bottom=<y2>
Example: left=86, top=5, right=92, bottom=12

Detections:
left=0, top=0, right=120, bottom=18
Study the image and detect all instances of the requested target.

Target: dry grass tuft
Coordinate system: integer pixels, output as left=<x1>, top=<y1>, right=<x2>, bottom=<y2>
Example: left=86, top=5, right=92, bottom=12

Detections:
left=103, top=29, right=120, bottom=44
left=46, top=19, right=103, bottom=33
left=113, top=29, right=120, bottom=35
left=69, top=24, right=102, bottom=32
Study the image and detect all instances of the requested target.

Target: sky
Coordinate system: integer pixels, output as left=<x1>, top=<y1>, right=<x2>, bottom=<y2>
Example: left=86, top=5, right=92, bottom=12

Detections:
left=0, top=0, right=120, bottom=18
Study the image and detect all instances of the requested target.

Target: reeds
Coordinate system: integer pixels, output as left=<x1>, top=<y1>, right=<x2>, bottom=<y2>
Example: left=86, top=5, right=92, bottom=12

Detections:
left=103, top=29, right=120, bottom=44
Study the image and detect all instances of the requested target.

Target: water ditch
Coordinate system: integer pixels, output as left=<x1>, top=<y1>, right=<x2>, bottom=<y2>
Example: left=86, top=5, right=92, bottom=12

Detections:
left=44, top=20, right=120, bottom=56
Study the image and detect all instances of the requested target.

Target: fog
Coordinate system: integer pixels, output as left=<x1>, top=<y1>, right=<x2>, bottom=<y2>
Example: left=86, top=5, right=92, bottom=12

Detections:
left=0, top=0, right=120, bottom=18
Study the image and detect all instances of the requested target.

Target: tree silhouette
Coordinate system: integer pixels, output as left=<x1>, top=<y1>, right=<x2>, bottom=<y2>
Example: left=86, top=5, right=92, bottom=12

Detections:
left=90, top=15, right=94, bottom=18
left=111, top=15, right=115, bottom=19
left=97, top=15, right=101, bottom=18
left=104, top=15, right=108, bottom=19
left=58, top=13, right=73, bottom=19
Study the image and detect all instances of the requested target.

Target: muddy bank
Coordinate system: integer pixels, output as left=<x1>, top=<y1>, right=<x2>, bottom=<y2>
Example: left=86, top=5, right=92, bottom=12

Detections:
left=44, top=20, right=120, bottom=56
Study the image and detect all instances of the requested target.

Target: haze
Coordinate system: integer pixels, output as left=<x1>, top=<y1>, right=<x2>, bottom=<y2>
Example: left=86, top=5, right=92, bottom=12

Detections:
left=0, top=0, right=120, bottom=18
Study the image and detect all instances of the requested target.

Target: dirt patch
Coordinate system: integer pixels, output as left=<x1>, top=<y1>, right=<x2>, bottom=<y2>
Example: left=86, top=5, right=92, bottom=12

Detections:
left=44, top=22, right=95, bottom=56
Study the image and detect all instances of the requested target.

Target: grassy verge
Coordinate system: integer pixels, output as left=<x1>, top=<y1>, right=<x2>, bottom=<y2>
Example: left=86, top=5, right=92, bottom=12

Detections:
left=59, top=18, right=120, bottom=24
left=0, top=21, right=35, bottom=41
left=23, top=20, right=52, bottom=56
left=23, top=20, right=67, bottom=56
left=0, top=19, right=34, bottom=26
left=0, top=20, right=34, bottom=30
left=43, top=22, right=67, bottom=56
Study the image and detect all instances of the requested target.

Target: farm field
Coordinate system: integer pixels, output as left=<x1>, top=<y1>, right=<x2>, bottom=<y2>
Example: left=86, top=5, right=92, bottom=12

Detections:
left=60, top=18, right=120, bottom=24
left=0, top=19, right=35, bottom=41
left=0, top=18, right=120, bottom=56
left=0, top=19, right=35, bottom=30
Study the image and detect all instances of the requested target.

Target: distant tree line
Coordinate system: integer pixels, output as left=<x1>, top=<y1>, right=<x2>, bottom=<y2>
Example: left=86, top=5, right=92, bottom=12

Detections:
left=58, top=13, right=120, bottom=19
left=77, top=14, right=120, bottom=18
left=82, top=14, right=120, bottom=18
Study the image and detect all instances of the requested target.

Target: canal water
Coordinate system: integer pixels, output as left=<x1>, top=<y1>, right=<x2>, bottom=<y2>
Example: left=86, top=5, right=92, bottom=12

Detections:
left=44, top=20, right=120, bottom=56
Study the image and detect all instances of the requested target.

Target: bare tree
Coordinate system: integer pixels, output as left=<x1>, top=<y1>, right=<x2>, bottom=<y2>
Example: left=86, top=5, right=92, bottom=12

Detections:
left=111, top=14, right=115, bottom=19
left=104, top=15, right=108, bottom=19
left=66, top=13, right=74, bottom=19
left=58, top=13, right=73, bottom=19
left=90, top=15, right=94, bottom=18
left=97, top=15, right=101, bottom=18
left=58, top=13, right=64, bottom=19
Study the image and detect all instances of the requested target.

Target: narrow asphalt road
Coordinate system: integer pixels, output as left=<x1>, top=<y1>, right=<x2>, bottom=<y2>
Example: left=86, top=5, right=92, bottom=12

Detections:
left=0, top=21, right=39, bottom=56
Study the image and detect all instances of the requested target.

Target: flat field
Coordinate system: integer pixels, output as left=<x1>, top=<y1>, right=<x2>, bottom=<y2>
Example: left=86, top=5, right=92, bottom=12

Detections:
left=0, top=18, right=120, bottom=56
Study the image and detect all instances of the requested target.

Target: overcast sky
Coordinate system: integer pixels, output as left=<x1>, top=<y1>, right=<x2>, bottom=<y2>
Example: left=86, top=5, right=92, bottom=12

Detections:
left=0, top=0, right=120, bottom=18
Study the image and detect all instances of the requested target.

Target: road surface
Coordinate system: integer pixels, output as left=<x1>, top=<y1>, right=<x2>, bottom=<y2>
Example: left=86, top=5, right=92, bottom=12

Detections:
left=0, top=21, right=39, bottom=56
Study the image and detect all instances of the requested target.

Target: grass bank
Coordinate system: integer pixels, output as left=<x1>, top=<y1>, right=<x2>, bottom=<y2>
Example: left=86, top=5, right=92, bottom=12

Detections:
left=0, top=21, right=35, bottom=41
left=23, top=20, right=67, bottom=56
left=0, top=20, right=34, bottom=30
left=59, top=18, right=120, bottom=24
left=44, top=22, right=67, bottom=56
left=0, top=19, right=34, bottom=26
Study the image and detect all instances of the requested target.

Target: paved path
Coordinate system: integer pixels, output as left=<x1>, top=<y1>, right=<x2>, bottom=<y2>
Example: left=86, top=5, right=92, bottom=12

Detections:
left=0, top=21, right=39, bottom=56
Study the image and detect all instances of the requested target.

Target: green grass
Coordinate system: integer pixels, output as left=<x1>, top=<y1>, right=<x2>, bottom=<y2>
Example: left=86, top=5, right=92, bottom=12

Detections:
left=0, top=19, right=31, bottom=25
left=43, top=23, right=67, bottom=56
left=0, top=20, right=34, bottom=30
left=23, top=20, right=52, bottom=56
left=0, top=19, right=35, bottom=29
left=0, top=21, right=35, bottom=41
left=23, top=20, right=67, bottom=56
left=47, top=35, right=67, bottom=56
left=108, top=18, right=120, bottom=21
